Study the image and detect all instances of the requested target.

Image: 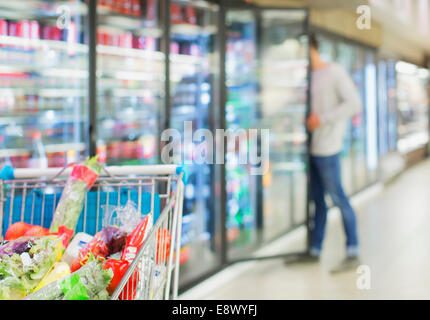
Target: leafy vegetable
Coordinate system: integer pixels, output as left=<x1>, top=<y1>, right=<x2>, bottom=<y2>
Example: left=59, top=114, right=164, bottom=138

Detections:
left=0, top=236, right=62, bottom=300
left=26, top=255, right=113, bottom=300
left=50, top=156, right=101, bottom=233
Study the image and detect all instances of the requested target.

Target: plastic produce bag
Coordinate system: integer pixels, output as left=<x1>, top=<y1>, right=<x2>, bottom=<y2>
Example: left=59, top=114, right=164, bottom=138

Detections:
left=70, top=226, right=127, bottom=272
left=25, top=257, right=113, bottom=300
left=49, top=156, right=101, bottom=237
left=33, top=262, right=70, bottom=292
left=0, top=236, right=63, bottom=300
left=102, top=200, right=142, bottom=234
left=61, top=232, right=94, bottom=266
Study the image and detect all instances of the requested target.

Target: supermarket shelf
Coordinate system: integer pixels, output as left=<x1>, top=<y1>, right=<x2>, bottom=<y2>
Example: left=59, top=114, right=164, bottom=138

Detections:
left=171, top=0, right=218, bottom=11
left=171, top=23, right=217, bottom=37
left=0, top=64, right=88, bottom=79
left=96, top=44, right=164, bottom=60
left=271, top=161, right=305, bottom=172
left=0, top=88, right=86, bottom=98
left=170, top=53, right=204, bottom=65
left=0, top=1, right=87, bottom=20
left=100, top=69, right=164, bottom=82
left=0, top=142, right=85, bottom=158
left=0, top=35, right=88, bottom=53
left=44, top=142, right=85, bottom=153
left=0, top=148, right=29, bottom=158
left=0, top=113, right=86, bottom=125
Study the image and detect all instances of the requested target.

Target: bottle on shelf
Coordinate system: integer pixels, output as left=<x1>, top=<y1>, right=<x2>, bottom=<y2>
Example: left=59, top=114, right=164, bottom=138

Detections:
left=131, top=0, right=142, bottom=16
left=28, top=131, right=48, bottom=169
left=146, top=0, right=157, bottom=21
left=0, top=135, right=12, bottom=168
left=171, top=3, right=183, bottom=24
left=184, top=6, right=197, bottom=25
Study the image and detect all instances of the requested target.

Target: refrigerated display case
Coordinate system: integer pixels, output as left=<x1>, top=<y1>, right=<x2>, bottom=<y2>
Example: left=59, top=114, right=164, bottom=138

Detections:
left=350, top=46, right=368, bottom=192
left=387, top=60, right=398, bottom=152
left=377, top=59, right=389, bottom=157
left=259, top=10, right=308, bottom=243
left=168, top=0, right=220, bottom=285
left=224, top=8, right=309, bottom=259
left=395, top=61, right=430, bottom=155
left=318, top=35, right=335, bottom=62
left=95, top=0, right=164, bottom=165
left=0, top=0, right=89, bottom=169
left=364, top=50, right=378, bottom=183
left=225, top=10, right=259, bottom=253
left=311, top=31, right=381, bottom=195
left=335, top=42, right=355, bottom=195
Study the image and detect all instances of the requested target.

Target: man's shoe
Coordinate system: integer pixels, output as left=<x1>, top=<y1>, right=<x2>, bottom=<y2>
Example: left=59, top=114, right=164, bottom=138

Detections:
left=284, top=253, right=319, bottom=265
left=330, top=256, right=360, bottom=274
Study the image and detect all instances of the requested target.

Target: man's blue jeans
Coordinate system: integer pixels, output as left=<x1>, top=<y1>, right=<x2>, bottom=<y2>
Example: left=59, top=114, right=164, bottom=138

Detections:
left=309, top=153, right=359, bottom=257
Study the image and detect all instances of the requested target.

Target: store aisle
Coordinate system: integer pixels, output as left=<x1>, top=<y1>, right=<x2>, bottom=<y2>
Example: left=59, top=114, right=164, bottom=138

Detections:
left=180, top=159, right=430, bottom=300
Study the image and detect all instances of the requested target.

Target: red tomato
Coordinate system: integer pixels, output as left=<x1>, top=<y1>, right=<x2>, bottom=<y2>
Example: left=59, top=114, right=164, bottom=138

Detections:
left=24, top=225, right=49, bottom=237
left=5, top=222, right=32, bottom=240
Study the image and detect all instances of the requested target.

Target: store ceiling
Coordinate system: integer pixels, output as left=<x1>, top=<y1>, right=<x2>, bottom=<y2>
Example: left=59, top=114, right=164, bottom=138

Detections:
left=299, top=0, right=368, bottom=9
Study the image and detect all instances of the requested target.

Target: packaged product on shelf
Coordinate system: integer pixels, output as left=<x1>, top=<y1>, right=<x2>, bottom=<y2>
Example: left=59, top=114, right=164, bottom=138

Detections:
left=25, top=257, right=113, bottom=300
left=0, top=235, right=63, bottom=300
left=49, top=156, right=101, bottom=245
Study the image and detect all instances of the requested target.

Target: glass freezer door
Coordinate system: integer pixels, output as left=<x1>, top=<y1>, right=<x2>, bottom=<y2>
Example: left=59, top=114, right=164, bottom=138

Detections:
left=259, top=9, right=309, bottom=243
left=225, top=8, right=309, bottom=261
left=95, top=0, right=164, bottom=166
left=225, top=9, right=259, bottom=257
left=168, top=0, right=220, bottom=286
left=351, top=45, right=368, bottom=192
left=0, top=1, right=89, bottom=169
left=336, top=42, right=355, bottom=195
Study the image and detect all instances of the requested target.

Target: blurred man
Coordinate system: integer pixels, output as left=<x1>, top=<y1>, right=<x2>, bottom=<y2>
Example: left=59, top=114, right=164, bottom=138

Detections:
left=305, top=34, right=363, bottom=273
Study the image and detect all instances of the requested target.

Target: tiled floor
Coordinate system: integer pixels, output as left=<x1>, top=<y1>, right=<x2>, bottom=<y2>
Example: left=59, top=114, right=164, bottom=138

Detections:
left=180, top=159, right=430, bottom=300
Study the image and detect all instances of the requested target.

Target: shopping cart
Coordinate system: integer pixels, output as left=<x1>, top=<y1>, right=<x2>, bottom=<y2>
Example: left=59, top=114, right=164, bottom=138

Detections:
left=0, top=164, right=185, bottom=300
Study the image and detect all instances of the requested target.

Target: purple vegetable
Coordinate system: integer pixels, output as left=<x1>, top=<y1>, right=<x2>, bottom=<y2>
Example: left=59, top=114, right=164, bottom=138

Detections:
left=0, top=237, right=33, bottom=257
left=100, top=227, right=127, bottom=256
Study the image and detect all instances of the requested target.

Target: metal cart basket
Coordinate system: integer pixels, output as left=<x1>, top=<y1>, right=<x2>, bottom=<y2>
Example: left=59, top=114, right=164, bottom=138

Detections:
left=0, top=164, right=184, bottom=300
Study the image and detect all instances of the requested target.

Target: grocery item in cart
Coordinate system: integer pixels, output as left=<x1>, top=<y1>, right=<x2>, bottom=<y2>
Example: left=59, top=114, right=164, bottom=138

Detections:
left=61, top=232, right=94, bottom=266
left=5, top=222, right=49, bottom=240
left=100, top=214, right=153, bottom=300
left=33, top=262, right=70, bottom=292
left=121, top=214, right=153, bottom=263
left=102, top=200, right=142, bottom=234
left=0, top=235, right=63, bottom=300
left=49, top=156, right=101, bottom=241
left=25, top=257, right=113, bottom=300
left=70, top=226, right=127, bottom=272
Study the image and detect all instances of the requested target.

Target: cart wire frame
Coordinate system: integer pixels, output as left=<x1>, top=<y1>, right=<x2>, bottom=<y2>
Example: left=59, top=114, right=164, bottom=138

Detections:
left=0, top=165, right=184, bottom=300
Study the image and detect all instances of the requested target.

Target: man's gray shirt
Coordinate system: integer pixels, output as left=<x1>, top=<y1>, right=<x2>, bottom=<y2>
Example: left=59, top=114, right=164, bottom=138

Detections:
left=310, top=62, right=363, bottom=156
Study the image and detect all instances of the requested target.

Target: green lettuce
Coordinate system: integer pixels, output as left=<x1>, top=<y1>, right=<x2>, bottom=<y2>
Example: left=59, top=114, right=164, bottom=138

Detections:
left=50, top=156, right=101, bottom=233
left=0, top=236, right=61, bottom=300
left=26, top=256, right=113, bottom=300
